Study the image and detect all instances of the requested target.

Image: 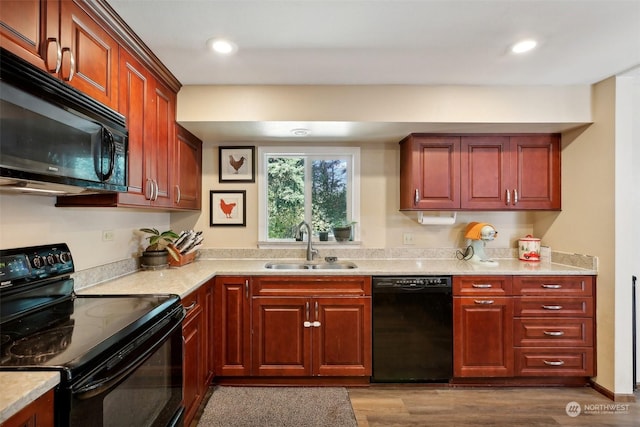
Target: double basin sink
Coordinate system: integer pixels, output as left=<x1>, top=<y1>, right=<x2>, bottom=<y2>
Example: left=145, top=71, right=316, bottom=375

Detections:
left=264, top=261, right=358, bottom=270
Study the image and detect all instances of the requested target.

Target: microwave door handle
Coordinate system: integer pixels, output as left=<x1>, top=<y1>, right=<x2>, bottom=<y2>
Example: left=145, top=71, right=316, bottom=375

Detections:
left=73, top=318, right=181, bottom=400
left=96, top=128, right=115, bottom=182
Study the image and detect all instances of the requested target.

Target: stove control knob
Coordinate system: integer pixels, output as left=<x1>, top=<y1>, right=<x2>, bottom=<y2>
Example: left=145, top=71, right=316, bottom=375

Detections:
left=31, top=255, right=44, bottom=268
left=46, top=254, right=57, bottom=265
left=59, top=252, right=71, bottom=263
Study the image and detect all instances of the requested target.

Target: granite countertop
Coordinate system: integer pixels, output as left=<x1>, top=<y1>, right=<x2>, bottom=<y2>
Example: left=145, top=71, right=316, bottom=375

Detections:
left=78, top=257, right=597, bottom=298
left=3, top=256, right=595, bottom=419
left=0, top=372, right=59, bottom=423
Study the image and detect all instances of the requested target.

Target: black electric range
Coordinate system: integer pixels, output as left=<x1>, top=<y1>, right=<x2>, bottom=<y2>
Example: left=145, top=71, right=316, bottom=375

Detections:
left=0, top=243, right=185, bottom=427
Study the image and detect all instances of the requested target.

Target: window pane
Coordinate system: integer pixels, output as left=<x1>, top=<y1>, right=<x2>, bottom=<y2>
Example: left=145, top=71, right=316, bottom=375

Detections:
left=311, top=159, right=347, bottom=234
left=267, top=157, right=304, bottom=239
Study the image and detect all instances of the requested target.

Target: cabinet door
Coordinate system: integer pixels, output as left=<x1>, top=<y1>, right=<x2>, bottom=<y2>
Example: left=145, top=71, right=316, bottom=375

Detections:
left=117, top=48, right=152, bottom=205
left=214, top=276, right=251, bottom=376
left=313, top=297, right=372, bottom=376
left=59, top=0, right=118, bottom=109
left=400, top=135, right=460, bottom=210
left=147, top=79, right=175, bottom=207
left=252, top=297, right=311, bottom=376
left=510, top=135, right=560, bottom=210
left=453, top=296, right=513, bottom=377
left=0, top=0, right=60, bottom=73
left=2, top=389, right=54, bottom=427
left=460, top=136, right=510, bottom=209
left=204, top=280, right=215, bottom=382
left=182, top=291, right=204, bottom=427
left=174, top=125, right=202, bottom=210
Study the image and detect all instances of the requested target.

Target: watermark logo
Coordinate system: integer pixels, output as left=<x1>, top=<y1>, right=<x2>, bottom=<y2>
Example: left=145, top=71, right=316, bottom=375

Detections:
left=565, top=401, right=630, bottom=417
left=565, top=401, right=581, bottom=417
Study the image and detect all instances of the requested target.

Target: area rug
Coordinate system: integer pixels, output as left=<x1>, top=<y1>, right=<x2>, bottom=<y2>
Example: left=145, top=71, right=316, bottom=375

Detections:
left=196, top=386, right=357, bottom=427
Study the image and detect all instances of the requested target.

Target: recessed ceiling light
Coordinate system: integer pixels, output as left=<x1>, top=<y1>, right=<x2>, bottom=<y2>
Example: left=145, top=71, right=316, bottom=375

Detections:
left=511, top=39, right=537, bottom=54
left=291, top=128, right=310, bottom=137
left=206, top=38, right=237, bottom=55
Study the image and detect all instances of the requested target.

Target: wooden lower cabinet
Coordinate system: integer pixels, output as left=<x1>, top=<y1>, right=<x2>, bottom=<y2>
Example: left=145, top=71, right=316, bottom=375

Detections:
left=453, top=295, right=514, bottom=377
left=181, top=280, right=214, bottom=427
left=252, top=296, right=371, bottom=377
left=214, top=276, right=252, bottom=376
left=453, top=275, right=596, bottom=382
left=2, top=389, right=54, bottom=427
left=214, top=275, right=372, bottom=380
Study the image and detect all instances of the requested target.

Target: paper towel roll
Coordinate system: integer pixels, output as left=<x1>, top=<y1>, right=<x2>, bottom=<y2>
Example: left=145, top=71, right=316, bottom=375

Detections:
left=417, top=212, right=457, bottom=225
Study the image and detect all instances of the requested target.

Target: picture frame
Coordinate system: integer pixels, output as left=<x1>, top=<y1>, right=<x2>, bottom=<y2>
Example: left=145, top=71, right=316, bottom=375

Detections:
left=219, top=146, right=255, bottom=182
left=210, top=190, right=246, bottom=226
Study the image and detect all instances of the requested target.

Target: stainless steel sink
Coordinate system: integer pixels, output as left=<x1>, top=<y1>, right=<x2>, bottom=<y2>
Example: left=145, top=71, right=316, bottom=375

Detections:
left=264, top=261, right=357, bottom=270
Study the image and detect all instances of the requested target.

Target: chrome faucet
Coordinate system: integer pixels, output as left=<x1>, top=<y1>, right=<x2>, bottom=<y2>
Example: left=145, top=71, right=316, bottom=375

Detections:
left=297, top=221, right=318, bottom=261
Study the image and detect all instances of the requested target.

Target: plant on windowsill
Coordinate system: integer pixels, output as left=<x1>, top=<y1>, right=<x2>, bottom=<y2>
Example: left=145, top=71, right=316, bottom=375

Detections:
left=332, top=220, right=356, bottom=242
left=313, top=218, right=332, bottom=241
left=138, top=228, right=180, bottom=269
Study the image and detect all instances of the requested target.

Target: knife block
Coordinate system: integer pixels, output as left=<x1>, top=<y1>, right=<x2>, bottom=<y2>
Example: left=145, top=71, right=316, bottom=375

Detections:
left=168, top=249, right=197, bottom=267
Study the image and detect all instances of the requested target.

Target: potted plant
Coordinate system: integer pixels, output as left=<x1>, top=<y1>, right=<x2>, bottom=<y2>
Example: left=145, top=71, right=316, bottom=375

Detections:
left=139, top=228, right=180, bottom=269
left=313, top=218, right=331, bottom=241
left=332, top=220, right=356, bottom=242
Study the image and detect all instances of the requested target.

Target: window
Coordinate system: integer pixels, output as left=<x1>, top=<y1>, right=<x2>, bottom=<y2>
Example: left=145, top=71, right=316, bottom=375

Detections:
left=258, top=146, right=360, bottom=242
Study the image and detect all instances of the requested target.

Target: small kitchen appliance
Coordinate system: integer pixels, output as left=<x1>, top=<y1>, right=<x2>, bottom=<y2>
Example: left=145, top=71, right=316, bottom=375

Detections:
left=0, top=243, right=185, bottom=427
left=518, top=235, right=541, bottom=261
left=464, top=222, right=498, bottom=265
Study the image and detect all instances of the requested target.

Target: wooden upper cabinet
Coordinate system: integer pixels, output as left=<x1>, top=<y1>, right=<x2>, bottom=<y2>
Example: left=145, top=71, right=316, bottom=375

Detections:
left=175, top=125, right=203, bottom=210
left=399, top=135, right=460, bottom=210
left=58, top=0, right=118, bottom=109
left=400, top=133, right=561, bottom=211
left=0, top=0, right=60, bottom=73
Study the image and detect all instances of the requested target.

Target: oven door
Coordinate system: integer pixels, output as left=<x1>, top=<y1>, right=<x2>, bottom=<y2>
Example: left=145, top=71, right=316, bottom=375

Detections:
left=64, top=307, right=184, bottom=427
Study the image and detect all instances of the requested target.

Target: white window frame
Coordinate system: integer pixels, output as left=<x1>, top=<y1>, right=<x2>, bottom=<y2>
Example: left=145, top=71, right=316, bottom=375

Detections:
left=258, top=146, right=360, bottom=244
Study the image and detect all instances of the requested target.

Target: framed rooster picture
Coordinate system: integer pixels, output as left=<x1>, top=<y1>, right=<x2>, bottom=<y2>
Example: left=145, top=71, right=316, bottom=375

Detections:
left=210, top=190, right=246, bottom=226
left=219, top=146, right=255, bottom=182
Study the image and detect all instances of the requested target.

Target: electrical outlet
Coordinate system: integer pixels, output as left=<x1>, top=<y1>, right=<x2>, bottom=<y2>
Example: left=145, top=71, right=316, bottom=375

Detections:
left=403, top=233, right=415, bottom=245
left=102, top=230, right=115, bottom=241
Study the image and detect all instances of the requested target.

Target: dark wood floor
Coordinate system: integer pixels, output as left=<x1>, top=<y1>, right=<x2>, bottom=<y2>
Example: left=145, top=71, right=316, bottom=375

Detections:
left=348, top=386, right=640, bottom=427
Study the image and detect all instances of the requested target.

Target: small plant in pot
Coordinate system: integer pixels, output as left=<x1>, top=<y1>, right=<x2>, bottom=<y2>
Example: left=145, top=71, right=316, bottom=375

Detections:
left=332, top=220, right=356, bottom=242
left=139, top=228, right=180, bottom=269
left=313, top=218, right=331, bottom=241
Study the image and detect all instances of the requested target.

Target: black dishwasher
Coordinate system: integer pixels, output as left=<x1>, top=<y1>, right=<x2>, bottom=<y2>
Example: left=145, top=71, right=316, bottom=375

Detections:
left=372, top=276, right=453, bottom=382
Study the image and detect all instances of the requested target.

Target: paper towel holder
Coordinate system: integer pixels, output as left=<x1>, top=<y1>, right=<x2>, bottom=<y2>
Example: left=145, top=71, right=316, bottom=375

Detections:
left=417, top=211, right=457, bottom=225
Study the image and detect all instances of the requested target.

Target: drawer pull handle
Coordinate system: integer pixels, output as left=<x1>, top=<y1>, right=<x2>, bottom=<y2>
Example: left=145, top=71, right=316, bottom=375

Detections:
left=184, top=301, right=197, bottom=312
left=474, top=300, right=494, bottom=305
left=304, top=321, right=312, bottom=328
left=541, top=284, right=562, bottom=289
left=472, top=284, right=493, bottom=288
left=543, top=331, right=565, bottom=336
left=542, top=305, right=563, bottom=310
left=543, top=360, right=565, bottom=366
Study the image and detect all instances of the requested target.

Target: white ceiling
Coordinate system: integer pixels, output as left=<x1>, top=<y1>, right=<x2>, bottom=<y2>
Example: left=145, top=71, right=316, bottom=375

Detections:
left=108, top=0, right=640, bottom=141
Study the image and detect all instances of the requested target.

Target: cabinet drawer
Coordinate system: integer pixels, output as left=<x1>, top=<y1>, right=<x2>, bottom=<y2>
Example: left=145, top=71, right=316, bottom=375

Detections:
left=252, top=276, right=371, bottom=296
left=515, top=297, right=593, bottom=317
left=453, top=276, right=512, bottom=296
left=513, top=276, right=593, bottom=296
left=515, top=348, right=594, bottom=376
left=514, top=318, right=593, bottom=347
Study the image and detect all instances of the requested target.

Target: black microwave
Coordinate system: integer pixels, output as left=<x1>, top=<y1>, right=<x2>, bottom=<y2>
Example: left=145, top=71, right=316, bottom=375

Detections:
left=0, top=48, right=127, bottom=194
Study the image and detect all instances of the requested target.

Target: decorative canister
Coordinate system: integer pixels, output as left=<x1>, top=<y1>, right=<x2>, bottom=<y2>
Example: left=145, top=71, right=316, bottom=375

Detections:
left=518, top=235, right=541, bottom=262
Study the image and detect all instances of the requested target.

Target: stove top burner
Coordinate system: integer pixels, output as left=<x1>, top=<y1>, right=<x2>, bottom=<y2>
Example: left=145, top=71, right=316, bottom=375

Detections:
left=7, top=321, right=74, bottom=364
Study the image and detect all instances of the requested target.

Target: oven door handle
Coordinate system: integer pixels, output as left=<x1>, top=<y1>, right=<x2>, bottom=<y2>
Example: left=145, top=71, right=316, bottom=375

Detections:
left=72, top=317, right=182, bottom=400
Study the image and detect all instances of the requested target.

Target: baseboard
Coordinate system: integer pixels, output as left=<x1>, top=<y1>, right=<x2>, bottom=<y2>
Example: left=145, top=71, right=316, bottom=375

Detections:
left=590, top=379, right=637, bottom=402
